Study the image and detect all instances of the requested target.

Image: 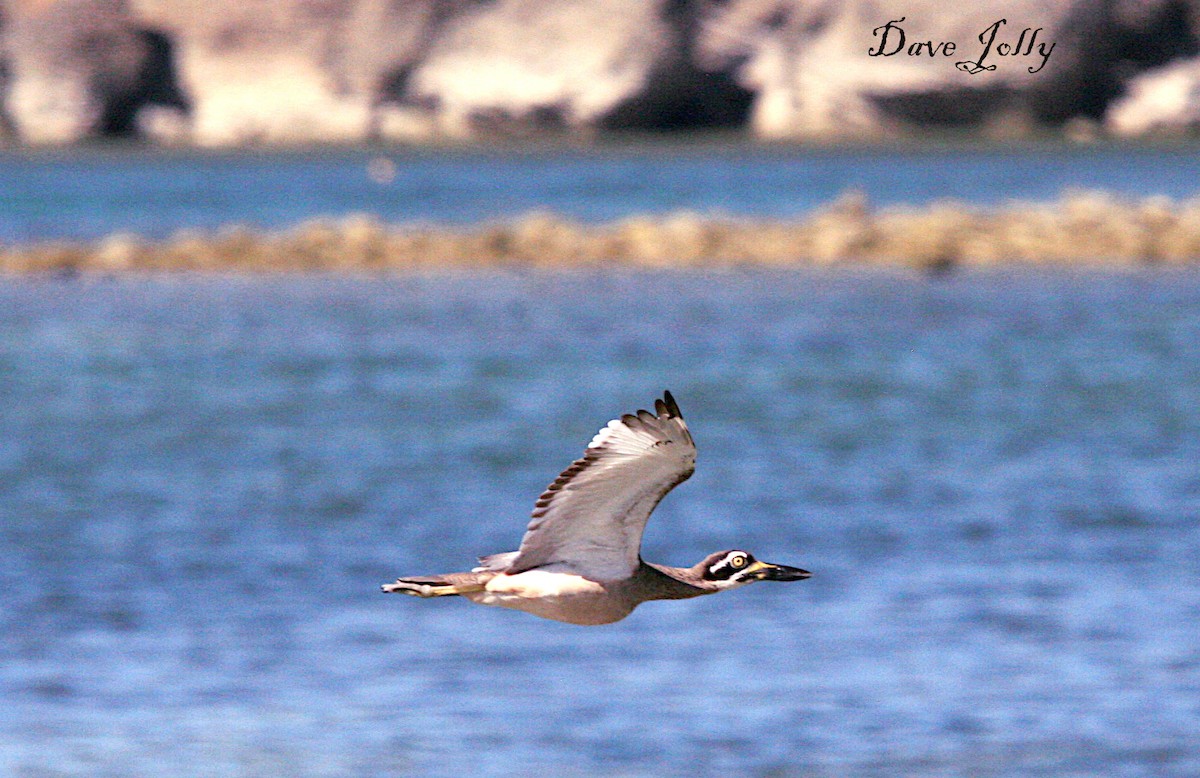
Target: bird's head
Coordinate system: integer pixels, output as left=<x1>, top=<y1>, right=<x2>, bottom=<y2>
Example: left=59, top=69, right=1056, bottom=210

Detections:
left=696, top=549, right=811, bottom=590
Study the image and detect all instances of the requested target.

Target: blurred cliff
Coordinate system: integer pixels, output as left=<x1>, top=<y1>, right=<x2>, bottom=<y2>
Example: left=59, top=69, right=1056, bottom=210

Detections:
left=0, top=0, right=1198, bottom=146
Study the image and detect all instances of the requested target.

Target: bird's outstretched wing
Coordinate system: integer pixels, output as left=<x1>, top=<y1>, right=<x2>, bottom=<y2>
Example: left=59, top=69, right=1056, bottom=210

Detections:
left=506, top=391, right=696, bottom=580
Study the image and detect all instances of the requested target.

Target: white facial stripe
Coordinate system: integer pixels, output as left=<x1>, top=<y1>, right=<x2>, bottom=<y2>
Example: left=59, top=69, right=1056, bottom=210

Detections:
left=707, top=551, right=750, bottom=579
left=709, top=557, right=730, bottom=575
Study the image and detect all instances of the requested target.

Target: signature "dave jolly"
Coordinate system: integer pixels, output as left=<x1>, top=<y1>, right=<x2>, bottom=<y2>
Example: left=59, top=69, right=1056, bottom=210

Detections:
left=869, top=17, right=1056, bottom=75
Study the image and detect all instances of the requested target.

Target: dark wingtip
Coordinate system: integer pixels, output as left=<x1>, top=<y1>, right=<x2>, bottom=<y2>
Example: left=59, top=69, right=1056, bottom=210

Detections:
left=660, top=390, right=682, bottom=419
left=621, top=412, right=649, bottom=432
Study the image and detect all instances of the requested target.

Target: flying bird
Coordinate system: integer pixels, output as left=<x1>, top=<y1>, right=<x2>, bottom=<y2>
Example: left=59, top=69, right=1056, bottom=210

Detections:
left=382, top=391, right=810, bottom=625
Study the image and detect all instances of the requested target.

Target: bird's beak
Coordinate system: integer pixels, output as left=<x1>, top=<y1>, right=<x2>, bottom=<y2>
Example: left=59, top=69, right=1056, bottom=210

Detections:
left=746, top=560, right=812, bottom=582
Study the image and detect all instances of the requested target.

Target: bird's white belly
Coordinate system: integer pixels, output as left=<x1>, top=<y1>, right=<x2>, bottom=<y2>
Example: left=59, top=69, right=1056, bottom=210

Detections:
left=462, top=570, right=633, bottom=625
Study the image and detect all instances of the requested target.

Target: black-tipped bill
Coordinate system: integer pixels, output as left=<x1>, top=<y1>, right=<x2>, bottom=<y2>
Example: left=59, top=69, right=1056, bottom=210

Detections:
left=753, top=561, right=812, bottom=582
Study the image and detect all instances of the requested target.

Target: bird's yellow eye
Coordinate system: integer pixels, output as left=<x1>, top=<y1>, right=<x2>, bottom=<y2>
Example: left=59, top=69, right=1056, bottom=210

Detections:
left=729, top=554, right=747, bottom=568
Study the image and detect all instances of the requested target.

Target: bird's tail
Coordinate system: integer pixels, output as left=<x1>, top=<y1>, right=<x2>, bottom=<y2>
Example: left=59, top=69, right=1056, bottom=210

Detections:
left=381, top=574, right=486, bottom=598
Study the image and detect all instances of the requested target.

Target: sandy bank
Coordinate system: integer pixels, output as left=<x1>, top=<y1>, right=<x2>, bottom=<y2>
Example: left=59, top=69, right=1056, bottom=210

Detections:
left=5, top=191, right=1200, bottom=274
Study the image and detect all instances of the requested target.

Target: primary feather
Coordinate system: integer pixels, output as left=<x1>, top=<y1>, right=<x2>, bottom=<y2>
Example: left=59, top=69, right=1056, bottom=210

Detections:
left=505, top=391, right=696, bottom=579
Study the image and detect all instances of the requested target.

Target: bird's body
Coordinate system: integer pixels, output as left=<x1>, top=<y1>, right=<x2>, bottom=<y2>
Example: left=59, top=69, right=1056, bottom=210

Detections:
left=458, top=564, right=700, bottom=626
left=383, top=392, right=810, bottom=625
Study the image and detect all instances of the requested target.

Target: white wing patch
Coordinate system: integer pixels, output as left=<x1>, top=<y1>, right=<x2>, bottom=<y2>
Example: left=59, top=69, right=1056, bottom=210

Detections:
left=588, top=418, right=657, bottom=455
left=506, top=392, right=696, bottom=580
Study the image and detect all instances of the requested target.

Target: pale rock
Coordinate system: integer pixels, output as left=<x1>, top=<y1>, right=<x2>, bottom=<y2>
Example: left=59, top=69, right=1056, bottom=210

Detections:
left=128, top=0, right=451, bottom=145
left=407, top=0, right=673, bottom=133
left=1105, top=57, right=1200, bottom=136
left=135, top=104, right=189, bottom=143
left=697, top=0, right=1078, bottom=139
left=93, top=231, right=142, bottom=270
left=5, top=0, right=150, bottom=142
left=185, top=53, right=372, bottom=145
left=374, top=104, right=440, bottom=143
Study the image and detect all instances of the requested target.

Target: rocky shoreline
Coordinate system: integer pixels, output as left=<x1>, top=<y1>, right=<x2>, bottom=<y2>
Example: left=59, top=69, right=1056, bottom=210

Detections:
left=3, top=1, right=1200, bottom=146
left=5, top=191, right=1200, bottom=273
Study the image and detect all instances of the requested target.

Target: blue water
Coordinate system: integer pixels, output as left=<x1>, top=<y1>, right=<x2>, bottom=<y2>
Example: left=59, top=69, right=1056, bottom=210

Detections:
left=4, top=145, right=1200, bottom=242
left=2, top=269, right=1199, bottom=776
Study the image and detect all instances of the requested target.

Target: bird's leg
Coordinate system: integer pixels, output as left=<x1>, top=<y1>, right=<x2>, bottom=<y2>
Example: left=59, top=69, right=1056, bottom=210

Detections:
left=381, top=575, right=486, bottom=597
